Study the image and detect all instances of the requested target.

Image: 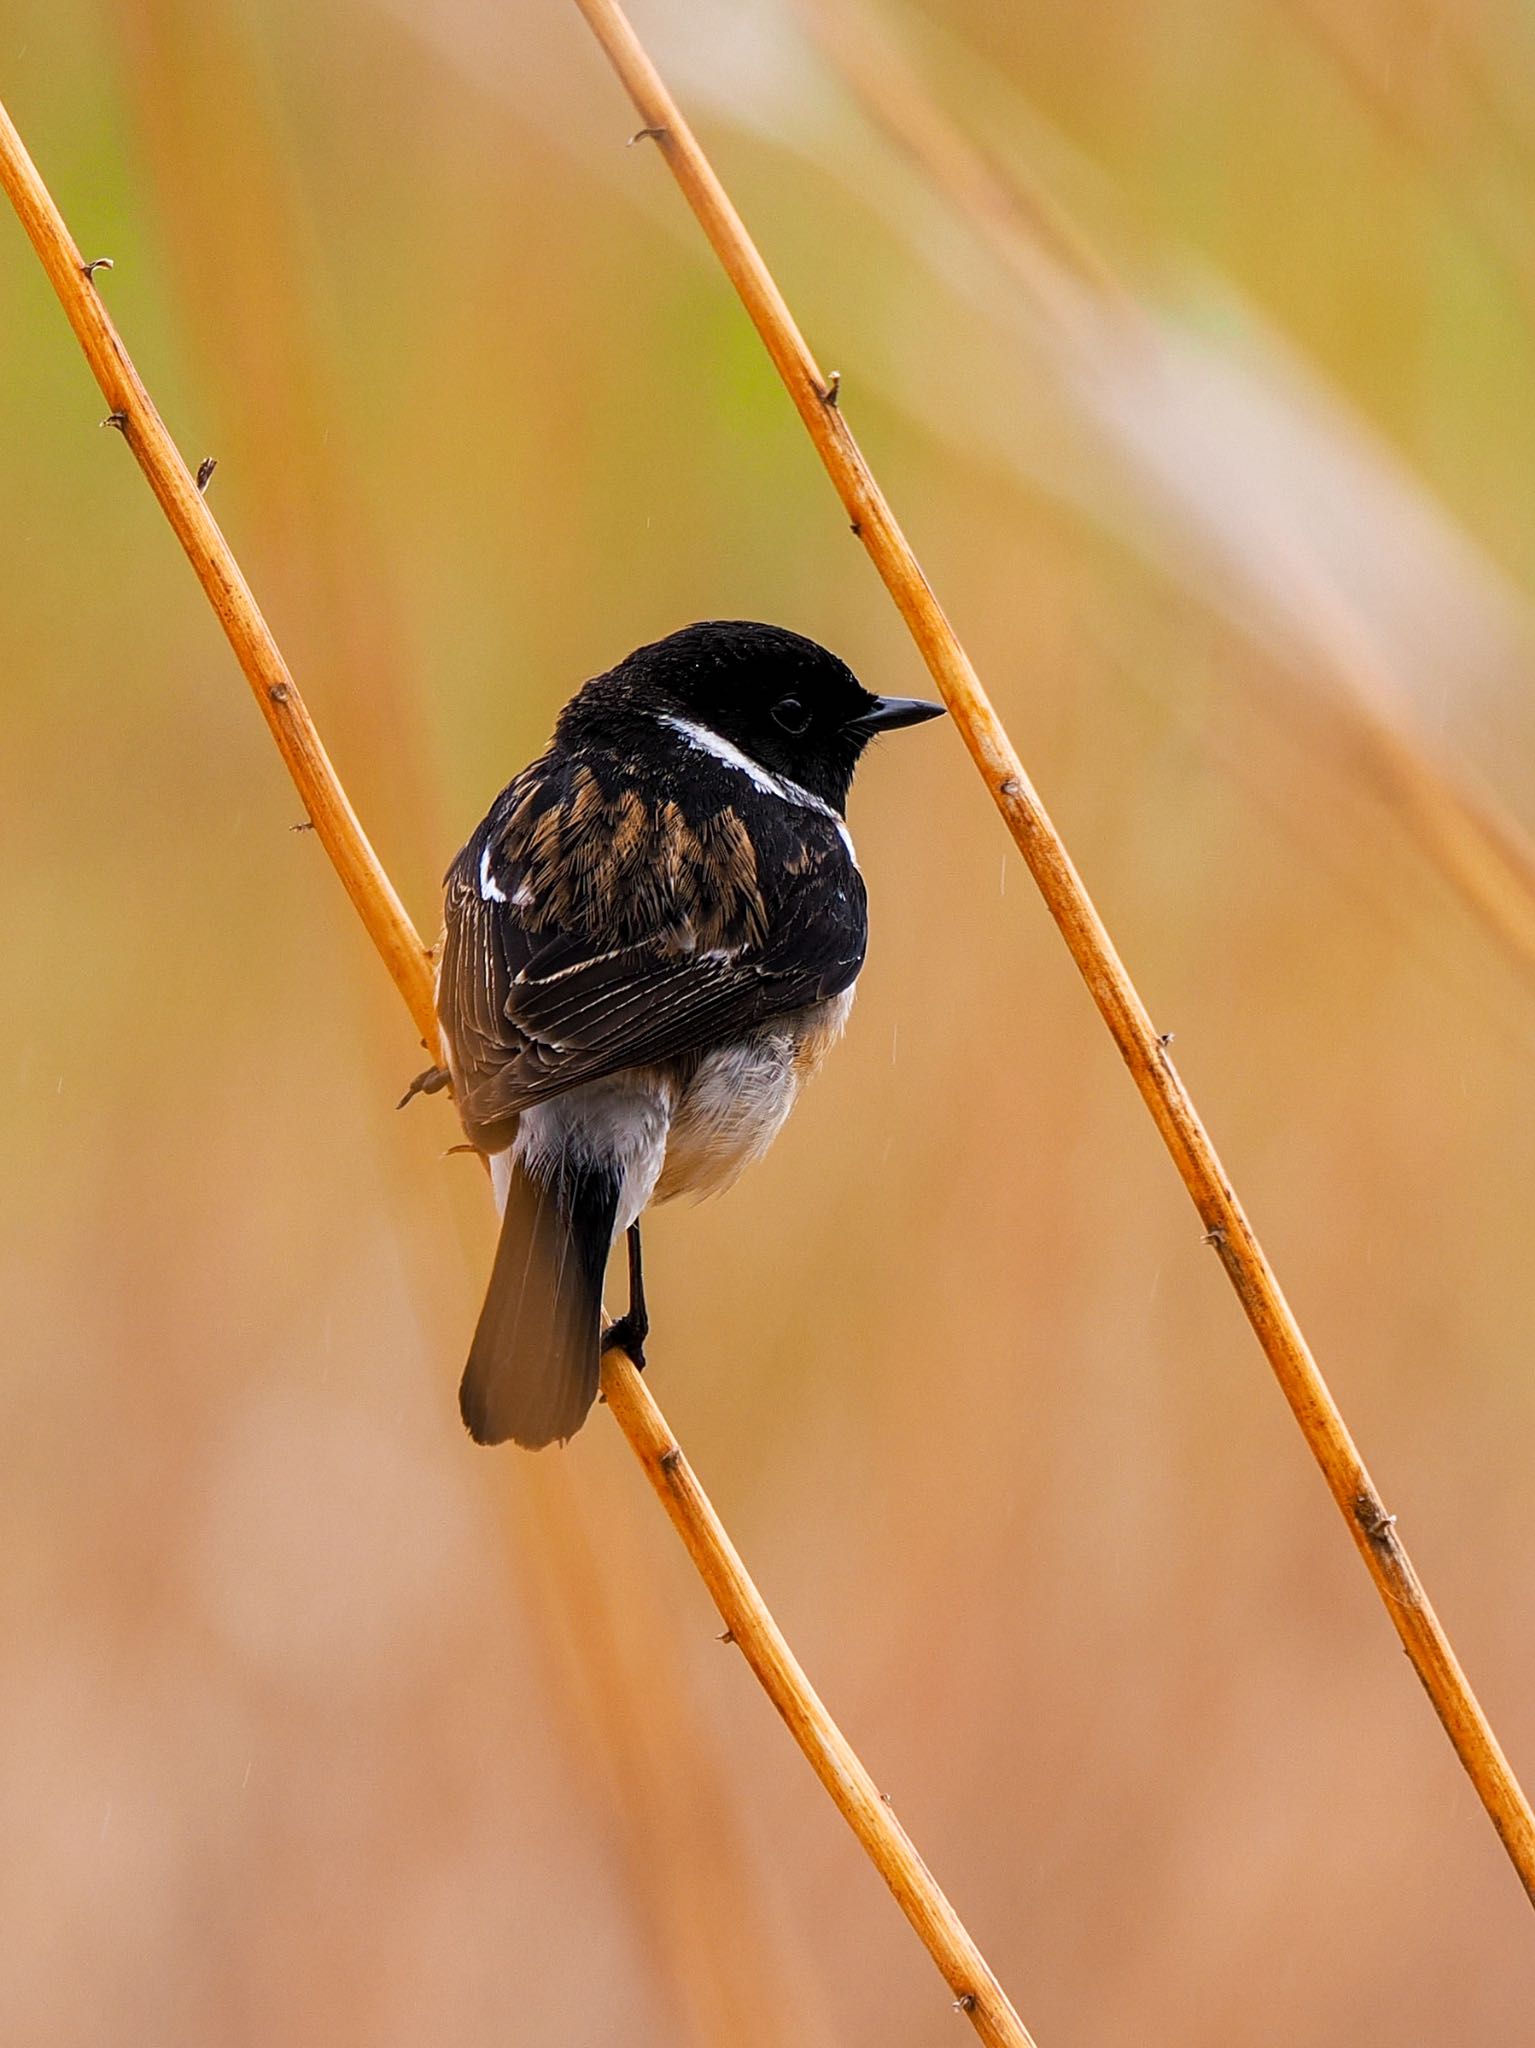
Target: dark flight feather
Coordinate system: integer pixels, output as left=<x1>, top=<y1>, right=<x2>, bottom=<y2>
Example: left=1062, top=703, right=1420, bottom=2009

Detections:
left=459, top=1150, right=620, bottom=1447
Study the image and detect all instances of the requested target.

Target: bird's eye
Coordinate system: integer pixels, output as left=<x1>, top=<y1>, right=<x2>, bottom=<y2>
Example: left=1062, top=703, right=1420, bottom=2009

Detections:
left=772, top=695, right=811, bottom=734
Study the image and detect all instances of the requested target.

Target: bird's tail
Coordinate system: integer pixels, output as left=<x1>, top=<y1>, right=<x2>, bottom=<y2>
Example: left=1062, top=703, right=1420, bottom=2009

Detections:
left=459, top=1150, right=619, bottom=1448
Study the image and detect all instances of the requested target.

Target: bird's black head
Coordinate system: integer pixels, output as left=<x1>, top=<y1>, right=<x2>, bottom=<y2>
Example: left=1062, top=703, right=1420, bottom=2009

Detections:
left=559, top=620, right=944, bottom=811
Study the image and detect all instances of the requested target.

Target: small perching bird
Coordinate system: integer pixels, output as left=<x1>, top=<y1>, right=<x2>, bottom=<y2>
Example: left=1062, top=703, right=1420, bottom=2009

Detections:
left=435, top=620, right=943, bottom=1447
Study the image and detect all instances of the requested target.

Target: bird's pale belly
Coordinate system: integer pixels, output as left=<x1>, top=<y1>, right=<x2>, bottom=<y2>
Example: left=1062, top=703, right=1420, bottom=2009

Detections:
left=503, top=987, right=854, bottom=1236
left=657, top=986, right=855, bottom=1205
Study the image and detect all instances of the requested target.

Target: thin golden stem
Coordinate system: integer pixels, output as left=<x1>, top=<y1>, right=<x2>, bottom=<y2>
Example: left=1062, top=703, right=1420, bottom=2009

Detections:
left=799, top=0, right=1535, bottom=1000
left=568, top=0, right=1535, bottom=1908
left=101, top=22, right=806, bottom=2021
left=0, top=83, right=1040, bottom=2048
left=0, top=98, right=436, bottom=1046
left=600, top=1358, right=1036, bottom=2045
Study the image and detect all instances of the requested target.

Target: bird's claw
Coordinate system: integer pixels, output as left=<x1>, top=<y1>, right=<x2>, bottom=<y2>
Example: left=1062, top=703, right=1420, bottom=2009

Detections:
left=602, top=1314, right=648, bottom=1371
left=397, top=1063, right=450, bottom=1109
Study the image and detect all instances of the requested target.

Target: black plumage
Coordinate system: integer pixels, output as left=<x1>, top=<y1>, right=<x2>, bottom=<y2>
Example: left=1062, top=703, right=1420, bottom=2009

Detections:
left=436, top=620, right=943, bottom=1447
left=441, top=748, right=866, bottom=1148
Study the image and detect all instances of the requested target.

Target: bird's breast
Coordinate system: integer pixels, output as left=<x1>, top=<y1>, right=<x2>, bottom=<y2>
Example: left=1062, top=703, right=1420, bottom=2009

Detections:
left=655, top=986, right=856, bottom=1206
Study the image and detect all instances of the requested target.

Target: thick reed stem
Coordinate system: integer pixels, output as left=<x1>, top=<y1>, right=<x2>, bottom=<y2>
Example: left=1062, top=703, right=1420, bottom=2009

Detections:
left=602, top=1359, right=1036, bottom=2044
left=0, top=84, right=1039, bottom=2048
left=0, top=99, right=435, bottom=1045
left=569, top=0, right=1535, bottom=1908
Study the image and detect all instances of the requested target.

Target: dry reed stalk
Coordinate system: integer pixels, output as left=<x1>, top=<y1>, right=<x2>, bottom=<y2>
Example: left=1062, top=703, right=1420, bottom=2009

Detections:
left=108, top=0, right=446, bottom=877
left=0, top=87, right=1040, bottom=2048
left=798, top=0, right=1535, bottom=1001
left=599, top=1362, right=1034, bottom=2042
left=0, top=105, right=437, bottom=1045
left=567, top=0, right=1535, bottom=1907
left=107, top=17, right=801, bottom=2022
left=504, top=1459, right=835, bottom=2048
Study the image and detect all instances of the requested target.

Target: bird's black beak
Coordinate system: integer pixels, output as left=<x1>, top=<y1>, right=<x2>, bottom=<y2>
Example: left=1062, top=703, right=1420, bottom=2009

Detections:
left=849, top=694, right=947, bottom=734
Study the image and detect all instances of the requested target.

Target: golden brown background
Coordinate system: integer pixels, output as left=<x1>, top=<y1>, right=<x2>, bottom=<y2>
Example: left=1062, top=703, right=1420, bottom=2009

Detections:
left=4, top=1, right=1535, bottom=2041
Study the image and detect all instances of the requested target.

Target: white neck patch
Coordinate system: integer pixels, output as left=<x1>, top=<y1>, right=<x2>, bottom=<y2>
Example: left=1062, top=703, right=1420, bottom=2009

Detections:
left=660, top=714, right=856, bottom=860
left=478, top=843, right=508, bottom=902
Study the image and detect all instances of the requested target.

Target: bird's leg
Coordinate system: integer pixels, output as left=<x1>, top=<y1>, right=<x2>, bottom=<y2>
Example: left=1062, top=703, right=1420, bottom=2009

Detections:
left=601, top=1223, right=650, bottom=1370
left=627, top=1223, right=648, bottom=1352
left=397, top=1063, right=450, bottom=1110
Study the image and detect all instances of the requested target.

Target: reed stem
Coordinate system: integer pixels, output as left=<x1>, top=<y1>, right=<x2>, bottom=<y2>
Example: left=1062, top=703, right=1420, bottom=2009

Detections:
left=0, top=83, right=1039, bottom=2048
left=569, top=0, right=1535, bottom=1910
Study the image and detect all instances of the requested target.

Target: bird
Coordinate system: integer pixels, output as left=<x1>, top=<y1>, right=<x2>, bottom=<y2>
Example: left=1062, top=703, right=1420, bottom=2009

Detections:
left=431, top=619, right=944, bottom=1448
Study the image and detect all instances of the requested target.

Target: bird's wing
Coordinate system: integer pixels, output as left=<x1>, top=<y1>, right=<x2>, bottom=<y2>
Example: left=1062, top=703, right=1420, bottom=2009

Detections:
left=438, top=752, right=866, bottom=1146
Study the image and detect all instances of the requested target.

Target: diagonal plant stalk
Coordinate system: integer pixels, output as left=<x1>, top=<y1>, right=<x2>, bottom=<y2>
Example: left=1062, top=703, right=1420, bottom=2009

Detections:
left=567, top=0, right=1535, bottom=1908
left=797, top=0, right=1535, bottom=1001
left=0, top=89, right=1038, bottom=2048
left=107, top=15, right=814, bottom=2027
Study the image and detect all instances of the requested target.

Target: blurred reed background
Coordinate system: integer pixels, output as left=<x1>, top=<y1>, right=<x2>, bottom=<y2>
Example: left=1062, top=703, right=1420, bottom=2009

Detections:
left=3, top=0, right=1535, bottom=2041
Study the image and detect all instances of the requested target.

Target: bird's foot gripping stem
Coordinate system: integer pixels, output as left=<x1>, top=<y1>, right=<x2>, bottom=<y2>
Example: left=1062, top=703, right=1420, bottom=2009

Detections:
left=601, top=1223, right=650, bottom=1370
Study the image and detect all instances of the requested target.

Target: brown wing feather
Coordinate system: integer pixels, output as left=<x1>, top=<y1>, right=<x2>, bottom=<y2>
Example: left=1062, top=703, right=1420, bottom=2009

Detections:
left=438, top=751, right=866, bottom=1151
